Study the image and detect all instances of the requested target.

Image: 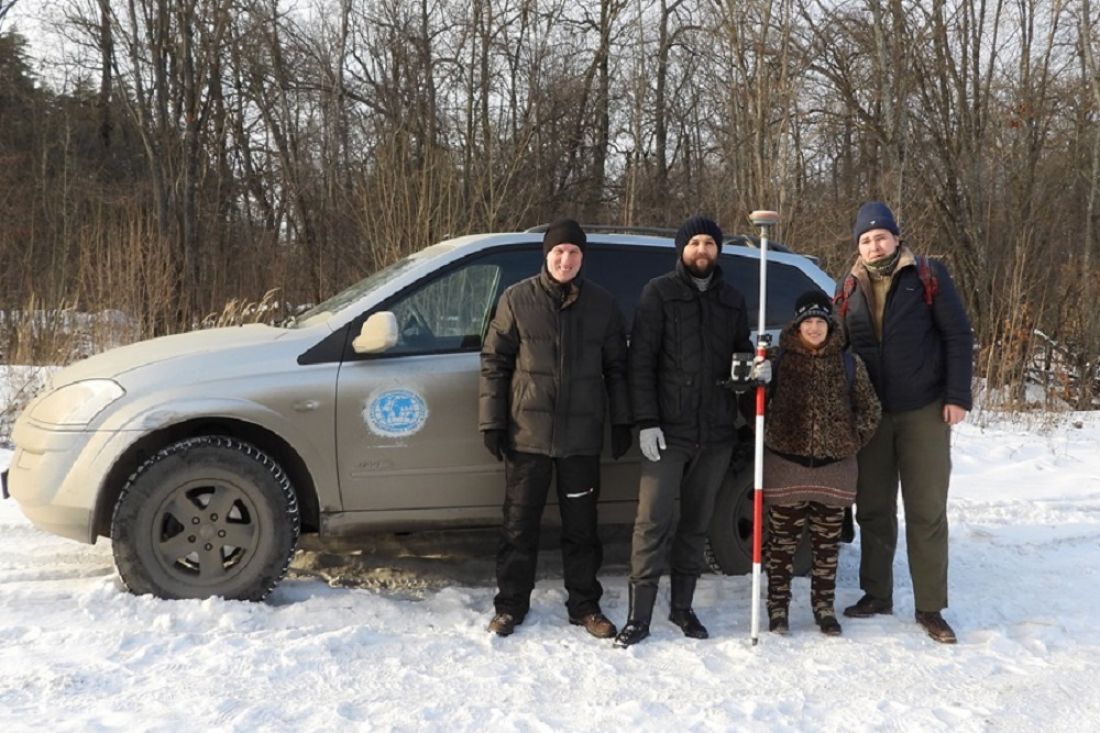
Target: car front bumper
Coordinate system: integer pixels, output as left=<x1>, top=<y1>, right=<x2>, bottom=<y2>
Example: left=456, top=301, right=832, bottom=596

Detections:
left=8, top=415, right=135, bottom=544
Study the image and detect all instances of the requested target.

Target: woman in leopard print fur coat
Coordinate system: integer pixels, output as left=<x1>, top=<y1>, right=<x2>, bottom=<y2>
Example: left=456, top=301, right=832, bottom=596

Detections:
left=762, top=290, right=881, bottom=636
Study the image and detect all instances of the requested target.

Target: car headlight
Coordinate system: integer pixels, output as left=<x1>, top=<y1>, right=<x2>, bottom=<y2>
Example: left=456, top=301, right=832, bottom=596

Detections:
left=29, top=379, right=125, bottom=426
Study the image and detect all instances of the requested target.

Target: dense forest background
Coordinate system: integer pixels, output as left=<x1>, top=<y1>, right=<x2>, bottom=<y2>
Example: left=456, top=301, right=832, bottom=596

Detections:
left=0, top=0, right=1097, bottom=407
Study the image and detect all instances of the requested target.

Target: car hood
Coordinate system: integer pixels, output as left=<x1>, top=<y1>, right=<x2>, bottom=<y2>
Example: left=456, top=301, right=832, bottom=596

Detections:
left=50, top=324, right=296, bottom=388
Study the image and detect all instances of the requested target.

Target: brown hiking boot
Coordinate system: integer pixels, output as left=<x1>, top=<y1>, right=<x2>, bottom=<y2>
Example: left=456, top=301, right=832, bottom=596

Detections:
left=488, top=612, right=520, bottom=637
left=915, top=611, right=957, bottom=644
left=570, top=612, right=618, bottom=639
left=842, top=594, right=893, bottom=618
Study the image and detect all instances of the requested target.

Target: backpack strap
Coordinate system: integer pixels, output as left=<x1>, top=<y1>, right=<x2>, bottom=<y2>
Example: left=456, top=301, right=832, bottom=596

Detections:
left=915, top=255, right=939, bottom=306
left=842, top=349, right=855, bottom=390
left=834, top=274, right=859, bottom=319
left=837, top=257, right=938, bottom=315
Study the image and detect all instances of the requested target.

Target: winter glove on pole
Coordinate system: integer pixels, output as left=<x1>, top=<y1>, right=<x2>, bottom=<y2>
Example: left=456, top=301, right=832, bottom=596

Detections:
left=483, top=429, right=508, bottom=462
left=638, top=427, right=667, bottom=462
left=611, top=425, right=633, bottom=460
left=750, top=356, right=772, bottom=384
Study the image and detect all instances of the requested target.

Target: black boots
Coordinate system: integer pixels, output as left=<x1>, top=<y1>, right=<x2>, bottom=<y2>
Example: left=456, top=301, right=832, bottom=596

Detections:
left=668, top=574, right=708, bottom=639
left=815, top=612, right=843, bottom=636
left=768, top=607, right=789, bottom=635
left=614, top=584, right=657, bottom=648
left=615, top=576, right=709, bottom=647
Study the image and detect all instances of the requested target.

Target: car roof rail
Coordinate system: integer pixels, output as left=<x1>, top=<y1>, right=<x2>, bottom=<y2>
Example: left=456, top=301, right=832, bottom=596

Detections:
left=734, top=234, right=820, bottom=263
left=726, top=233, right=795, bottom=254
left=523, top=223, right=811, bottom=260
left=524, top=223, right=678, bottom=238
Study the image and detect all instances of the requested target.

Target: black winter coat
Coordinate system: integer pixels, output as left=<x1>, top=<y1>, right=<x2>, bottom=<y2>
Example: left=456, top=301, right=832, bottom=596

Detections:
left=629, top=261, right=754, bottom=449
left=840, top=250, right=973, bottom=412
left=479, top=269, right=631, bottom=457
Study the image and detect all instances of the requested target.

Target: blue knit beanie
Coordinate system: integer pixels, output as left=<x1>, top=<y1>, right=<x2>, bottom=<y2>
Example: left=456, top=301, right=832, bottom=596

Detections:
left=853, top=201, right=899, bottom=243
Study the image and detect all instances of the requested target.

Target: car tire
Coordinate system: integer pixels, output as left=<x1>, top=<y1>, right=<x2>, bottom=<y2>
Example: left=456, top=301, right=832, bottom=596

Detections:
left=706, top=466, right=810, bottom=576
left=111, top=435, right=300, bottom=601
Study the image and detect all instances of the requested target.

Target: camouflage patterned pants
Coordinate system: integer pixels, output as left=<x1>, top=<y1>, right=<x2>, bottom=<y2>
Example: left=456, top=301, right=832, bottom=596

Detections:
left=766, top=502, right=845, bottom=619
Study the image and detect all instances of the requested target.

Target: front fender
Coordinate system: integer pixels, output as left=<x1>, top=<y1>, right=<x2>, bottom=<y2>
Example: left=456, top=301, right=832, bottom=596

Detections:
left=94, top=393, right=336, bottom=511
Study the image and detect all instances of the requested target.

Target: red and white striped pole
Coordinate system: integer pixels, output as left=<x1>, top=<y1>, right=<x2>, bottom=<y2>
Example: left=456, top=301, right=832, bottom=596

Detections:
left=748, top=209, right=778, bottom=645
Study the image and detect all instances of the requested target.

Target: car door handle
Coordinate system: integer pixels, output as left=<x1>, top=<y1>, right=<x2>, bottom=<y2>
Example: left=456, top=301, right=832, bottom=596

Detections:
left=292, top=399, right=321, bottom=412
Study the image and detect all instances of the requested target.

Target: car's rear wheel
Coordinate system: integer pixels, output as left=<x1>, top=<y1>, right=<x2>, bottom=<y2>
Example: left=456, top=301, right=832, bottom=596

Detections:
left=111, top=436, right=300, bottom=601
left=707, top=466, right=810, bottom=576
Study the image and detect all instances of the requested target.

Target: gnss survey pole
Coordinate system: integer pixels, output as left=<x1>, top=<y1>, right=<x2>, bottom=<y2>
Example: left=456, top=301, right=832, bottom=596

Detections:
left=748, top=209, right=778, bottom=645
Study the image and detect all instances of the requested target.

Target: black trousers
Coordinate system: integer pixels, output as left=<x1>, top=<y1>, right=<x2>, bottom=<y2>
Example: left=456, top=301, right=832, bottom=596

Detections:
left=493, top=451, right=603, bottom=619
left=629, top=444, right=733, bottom=586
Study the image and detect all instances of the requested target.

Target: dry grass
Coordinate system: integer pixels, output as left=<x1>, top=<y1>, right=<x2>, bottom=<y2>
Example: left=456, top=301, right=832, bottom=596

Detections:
left=0, top=365, right=53, bottom=444
left=199, top=289, right=284, bottom=329
left=0, top=296, right=87, bottom=366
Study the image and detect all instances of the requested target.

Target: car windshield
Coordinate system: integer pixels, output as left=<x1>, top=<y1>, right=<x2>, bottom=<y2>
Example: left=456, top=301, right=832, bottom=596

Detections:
left=283, top=255, right=425, bottom=329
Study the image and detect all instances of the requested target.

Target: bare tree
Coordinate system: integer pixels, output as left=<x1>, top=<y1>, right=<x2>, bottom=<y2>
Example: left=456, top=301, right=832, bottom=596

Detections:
left=0, top=0, right=20, bottom=28
left=1080, top=0, right=1100, bottom=273
left=1, top=0, right=1097, bottom=410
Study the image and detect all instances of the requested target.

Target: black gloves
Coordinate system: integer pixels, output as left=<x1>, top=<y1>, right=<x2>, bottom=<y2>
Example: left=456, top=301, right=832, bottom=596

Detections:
left=483, top=429, right=508, bottom=462
left=486, top=427, right=632, bottom=460
left=611, top=425, right=633, bottom=460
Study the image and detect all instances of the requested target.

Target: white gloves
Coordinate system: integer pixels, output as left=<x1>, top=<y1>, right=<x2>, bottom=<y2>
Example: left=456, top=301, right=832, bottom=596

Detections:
left=749, top=356, right=772, bottom=384
left=639, top=427, right=667, bottom=462
left=639, top=359, right=769, bottom=464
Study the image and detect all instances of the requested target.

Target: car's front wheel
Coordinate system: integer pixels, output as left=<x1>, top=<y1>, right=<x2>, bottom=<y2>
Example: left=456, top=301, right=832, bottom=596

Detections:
left=111, top=436, right=300, bottom=601
left=707, top=466, right=810, bottom=576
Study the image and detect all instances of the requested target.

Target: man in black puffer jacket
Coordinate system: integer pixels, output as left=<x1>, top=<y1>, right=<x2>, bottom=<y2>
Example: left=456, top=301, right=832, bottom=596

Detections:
left=480, top=218, right=632, bottom=639
left=837, top=201, right=973, bottom=644
left=614, top=215, right=767, bottom=647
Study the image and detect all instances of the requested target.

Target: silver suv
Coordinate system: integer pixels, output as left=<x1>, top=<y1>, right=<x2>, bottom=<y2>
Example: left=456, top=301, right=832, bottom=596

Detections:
left=5, top=229, right=834, bottom=601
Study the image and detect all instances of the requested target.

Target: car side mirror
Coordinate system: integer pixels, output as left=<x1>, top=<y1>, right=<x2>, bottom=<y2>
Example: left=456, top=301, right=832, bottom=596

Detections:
left=352, top=312, right=399, bottom=354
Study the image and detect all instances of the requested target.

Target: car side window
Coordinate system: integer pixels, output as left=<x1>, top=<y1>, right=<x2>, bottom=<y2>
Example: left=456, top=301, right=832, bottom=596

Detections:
left=582, top=246, right=674, bottom=330
left=387, top=264, right=501, bottom=353
left=335, top=242, right=823, bottom=361
left=584, top=244, right=821, bottom=331
left=362, top=247, right=541, bottom=358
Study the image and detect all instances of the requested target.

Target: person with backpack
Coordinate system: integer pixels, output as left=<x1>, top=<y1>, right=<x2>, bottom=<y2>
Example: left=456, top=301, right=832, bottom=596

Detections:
left=834, top=201, right=973, bottom=644
left=763, top=291, right=881, bottom=636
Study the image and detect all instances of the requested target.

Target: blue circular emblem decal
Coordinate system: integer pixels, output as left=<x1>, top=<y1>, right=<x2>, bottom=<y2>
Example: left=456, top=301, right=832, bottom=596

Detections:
left=366, top=389, right=429, bottom=438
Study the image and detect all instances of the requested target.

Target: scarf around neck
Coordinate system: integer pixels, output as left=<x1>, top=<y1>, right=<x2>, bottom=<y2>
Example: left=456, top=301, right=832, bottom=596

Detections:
left=863, top=248, right=901, bottom=280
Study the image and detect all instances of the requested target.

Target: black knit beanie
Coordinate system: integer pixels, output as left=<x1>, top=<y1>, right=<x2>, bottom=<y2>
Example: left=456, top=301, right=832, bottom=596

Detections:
left=793, top=289, right=835, bottom=328
left=542, top=218, right=587, bottom=256
left=852, top=201, right=899, bottom=243
left=674, top=216, right=723, bottom=255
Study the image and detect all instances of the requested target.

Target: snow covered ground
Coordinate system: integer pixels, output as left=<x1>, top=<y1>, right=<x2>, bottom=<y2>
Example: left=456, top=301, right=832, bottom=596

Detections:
left=2, top=412, right=1099, bottom=732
